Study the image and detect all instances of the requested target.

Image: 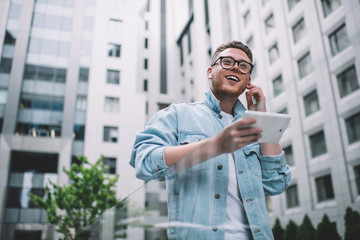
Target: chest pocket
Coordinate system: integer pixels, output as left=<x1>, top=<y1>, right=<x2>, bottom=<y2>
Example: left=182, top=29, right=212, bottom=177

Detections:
left=178, top=132, right=210, bottom=173
left=243, top=143, right=262, bottom=178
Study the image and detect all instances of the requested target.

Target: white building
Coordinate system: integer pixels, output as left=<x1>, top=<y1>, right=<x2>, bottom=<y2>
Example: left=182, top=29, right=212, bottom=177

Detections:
left=0, top=0, right=146, bottom=239
left=139, top=0, right=360, bottom=238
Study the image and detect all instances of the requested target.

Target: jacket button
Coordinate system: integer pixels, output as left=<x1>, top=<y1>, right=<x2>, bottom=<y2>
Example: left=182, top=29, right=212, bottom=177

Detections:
left=215, top=194, right=220, bottom=199
left=238, top=170, right=243, bottom=174
left=212, top=226, right=218, bottom=232
left=217, top=164, right=223, bottom=170
left=218, top=114, right=222, bottom=119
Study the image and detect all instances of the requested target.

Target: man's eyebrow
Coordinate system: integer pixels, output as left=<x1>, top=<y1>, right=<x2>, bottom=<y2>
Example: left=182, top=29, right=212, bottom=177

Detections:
left=221, top=56, right=251, bottom=62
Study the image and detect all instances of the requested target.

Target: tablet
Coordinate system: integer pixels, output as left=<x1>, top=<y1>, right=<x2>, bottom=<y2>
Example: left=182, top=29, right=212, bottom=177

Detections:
left=242, top=110, right=291, bottom=143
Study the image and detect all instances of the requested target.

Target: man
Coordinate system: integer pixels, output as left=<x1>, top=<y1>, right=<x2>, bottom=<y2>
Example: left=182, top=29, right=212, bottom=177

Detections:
left=130, top=41, right=291, bottom=240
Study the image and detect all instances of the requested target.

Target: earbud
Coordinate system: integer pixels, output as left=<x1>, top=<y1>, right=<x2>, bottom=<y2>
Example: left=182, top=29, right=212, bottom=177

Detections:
left=208, top=75, right=212, bottom=79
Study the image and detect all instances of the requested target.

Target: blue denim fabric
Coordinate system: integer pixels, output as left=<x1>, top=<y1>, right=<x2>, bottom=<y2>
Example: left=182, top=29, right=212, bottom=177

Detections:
left=130, top=90, right=291, bottom=240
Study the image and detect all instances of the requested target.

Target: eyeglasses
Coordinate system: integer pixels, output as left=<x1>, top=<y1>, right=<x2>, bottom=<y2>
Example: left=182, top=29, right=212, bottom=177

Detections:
left=211, top=56, right=253, bottom=74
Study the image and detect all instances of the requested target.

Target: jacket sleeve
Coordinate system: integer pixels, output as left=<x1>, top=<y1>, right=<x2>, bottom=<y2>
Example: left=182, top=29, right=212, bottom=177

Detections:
left=129, top=105, right=178, bottom=181
left=259, top=150, right=291, bottom=196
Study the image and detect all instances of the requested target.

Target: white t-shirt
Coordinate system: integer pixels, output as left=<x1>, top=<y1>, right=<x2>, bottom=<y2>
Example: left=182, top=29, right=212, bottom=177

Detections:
left=222, top=111, right=252, bottom=240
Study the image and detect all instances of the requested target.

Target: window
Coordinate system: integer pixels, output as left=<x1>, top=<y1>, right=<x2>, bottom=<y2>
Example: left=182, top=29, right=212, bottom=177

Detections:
left=272, top=75, right=284, bottom=97
left=19, top=94, right=64, bottom=112
left=269, top=44, right=279, bottom=64
left=109, top=19, right=123, bottom=34
left=103, top=157, right=117, bottom=174
left=286, top=184, right=299, bottom=208
left=0, top=57, right=13, bottom=73
left=265, top=14, right=275, bottom=34
left=5, top=30, right=16, bottom=45
left=284, top=145, right=294, bottom=166
left=0, top=87, right=8, bottom=105
left=187, top=30, right=192, bottom=54
left=15, top=123, right=61, bottom=137
left=103, top=126, right=118, bottom=142
left=144, top=38, right=148, bottom=49
left=337, top=66, right=359, bottom=98
left=292, top=18, right=306, bottom=43
left=298, top=52, right=313, bottom=79
left=345, top=112, right=360, bottom=144
left=79, top=67, right=89, bottom=82
left=329, top=24, right=350, bottom=56
left=75, top=95, right=87, bottom=111
left=104, top=97, right=119, bottom=113
left=321, top=0, right=341, bottom=18
left=14, top=230, right=42, bottom=240
left=288, top=0, right=300, bottom=10
left=243, top=10, right=250, bottom=27
left=108, top=43, right=121, bottom=57
left=8, top=3, right=21, bottom=20
left=304, top=90, right=320, bottom=116
left=315, top=174, right=335, bottom=202
left=144, top=58, right=148, bottom=69
left=73, top=125, right=85, bottom=140
left=6, top=151, right=58, bottom=223
left=309, top=130, right=327, bottom=157
left=106, top=69, right=120, bottom=84
left=143, top=79, right=148, bottom=92
left=354, top=165, right=360, bottom=195
left=0, top=118, right=3, bottom=133
left=23, top=64, right=67, bottom=83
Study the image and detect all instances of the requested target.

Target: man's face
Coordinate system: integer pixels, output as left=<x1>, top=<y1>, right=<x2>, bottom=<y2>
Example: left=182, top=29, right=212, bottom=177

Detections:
left=208, top=48, right=251, bottom=99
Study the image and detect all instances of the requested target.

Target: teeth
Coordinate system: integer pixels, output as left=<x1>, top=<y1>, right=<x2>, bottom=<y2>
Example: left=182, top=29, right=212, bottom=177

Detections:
left=226, top=76, right=239, bottom=82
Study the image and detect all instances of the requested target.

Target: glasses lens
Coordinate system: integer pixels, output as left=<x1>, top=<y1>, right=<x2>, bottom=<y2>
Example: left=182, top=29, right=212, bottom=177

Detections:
left=220, top=57, right=234, bottom=69
left=239, top=61, right=251, bottom=73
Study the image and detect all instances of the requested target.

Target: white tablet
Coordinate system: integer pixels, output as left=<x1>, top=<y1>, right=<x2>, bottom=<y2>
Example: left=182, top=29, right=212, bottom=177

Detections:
left=242, top=110, right=291, bottom=143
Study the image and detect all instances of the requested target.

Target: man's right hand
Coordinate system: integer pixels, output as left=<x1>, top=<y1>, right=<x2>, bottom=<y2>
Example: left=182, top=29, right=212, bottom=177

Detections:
left=214, top=117, right=262, bottom=154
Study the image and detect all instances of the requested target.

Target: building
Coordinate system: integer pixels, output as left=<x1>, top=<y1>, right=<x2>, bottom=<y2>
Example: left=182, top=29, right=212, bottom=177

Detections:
left=0, top=0, right=146, bottom=239
left=1, top=0, right=360, bottom=239
left=137, top=0, right=360, bottom=238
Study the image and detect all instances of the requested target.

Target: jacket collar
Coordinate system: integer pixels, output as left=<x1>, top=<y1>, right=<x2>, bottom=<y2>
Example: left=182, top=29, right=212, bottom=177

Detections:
left=203, top=89, right=246, bottom=120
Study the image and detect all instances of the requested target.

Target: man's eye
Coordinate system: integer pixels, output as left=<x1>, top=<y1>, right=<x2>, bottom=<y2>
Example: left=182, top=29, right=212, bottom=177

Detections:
left=239, top=63, right=248, bottom=69
left=223, top=60, right=233, bottom=65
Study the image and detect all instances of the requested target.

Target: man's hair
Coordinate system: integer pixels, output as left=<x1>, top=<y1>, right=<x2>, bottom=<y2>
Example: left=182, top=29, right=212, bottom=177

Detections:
left=210, top=40, right=253, bottom=65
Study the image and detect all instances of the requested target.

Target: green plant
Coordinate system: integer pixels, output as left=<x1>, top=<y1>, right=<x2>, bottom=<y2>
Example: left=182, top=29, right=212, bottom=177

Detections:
left=272, top=218, right=284, bottom=240
left=283, top=220, right=297, bottom=240
left=315, top=214, right=341, bottom=240
left=296, top=214, right=315, bottom=240
left=344, top=207, right=360, bottom=240
left=31, top=156, right=119, bottom=240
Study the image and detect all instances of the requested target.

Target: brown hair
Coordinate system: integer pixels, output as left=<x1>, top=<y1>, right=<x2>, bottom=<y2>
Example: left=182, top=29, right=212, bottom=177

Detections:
left=210, top=40, right=253, bottom=65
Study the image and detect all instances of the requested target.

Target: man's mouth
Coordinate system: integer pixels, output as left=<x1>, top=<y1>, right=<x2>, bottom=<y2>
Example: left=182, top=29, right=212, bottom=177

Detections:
left=226, top=75, right=240, bottom=82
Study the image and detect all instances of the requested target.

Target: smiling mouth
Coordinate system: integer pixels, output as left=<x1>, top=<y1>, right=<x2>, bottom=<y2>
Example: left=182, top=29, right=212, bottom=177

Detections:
left=226, top=75, right=240, bottom=82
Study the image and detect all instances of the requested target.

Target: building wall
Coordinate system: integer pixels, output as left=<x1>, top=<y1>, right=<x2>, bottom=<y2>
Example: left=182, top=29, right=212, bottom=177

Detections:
left=141, top=0, right=360, bottom=238
left=0, top=0, right=147, bottom=239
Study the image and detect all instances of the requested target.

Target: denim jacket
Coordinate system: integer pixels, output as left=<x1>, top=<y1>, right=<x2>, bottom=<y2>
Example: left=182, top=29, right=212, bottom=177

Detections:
left=130, top=90, right=291, bottom=240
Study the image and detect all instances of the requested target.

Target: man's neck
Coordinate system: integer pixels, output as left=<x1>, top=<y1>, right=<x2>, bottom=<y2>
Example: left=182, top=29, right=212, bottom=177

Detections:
left=219, top=97, right=238, bottom=115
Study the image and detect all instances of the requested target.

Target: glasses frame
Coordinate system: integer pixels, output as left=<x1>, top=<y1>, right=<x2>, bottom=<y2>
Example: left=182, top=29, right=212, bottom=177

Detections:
left=211, top=56, right=254, bottom=74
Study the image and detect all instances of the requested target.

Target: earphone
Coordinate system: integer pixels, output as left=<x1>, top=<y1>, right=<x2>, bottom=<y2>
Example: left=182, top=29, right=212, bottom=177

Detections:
left=208, top=75, right=212, bottom=79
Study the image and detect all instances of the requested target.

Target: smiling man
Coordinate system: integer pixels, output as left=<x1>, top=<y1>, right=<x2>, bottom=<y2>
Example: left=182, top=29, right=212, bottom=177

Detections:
left=130, top=41, right=291, bottom=240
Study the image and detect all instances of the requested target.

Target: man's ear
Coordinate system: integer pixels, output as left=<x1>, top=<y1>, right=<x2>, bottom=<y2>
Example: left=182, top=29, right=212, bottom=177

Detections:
left=247, top=76, right=252, bottom=86
left=207, top=67, right=212, bottom=79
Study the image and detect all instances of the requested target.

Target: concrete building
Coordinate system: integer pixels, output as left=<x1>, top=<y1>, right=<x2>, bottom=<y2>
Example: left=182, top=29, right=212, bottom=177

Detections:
left=138, top=0, right=360, bottom=238
left=1, top=0, right=360, bottom=239
left=0, top=0, right=146, bottom=239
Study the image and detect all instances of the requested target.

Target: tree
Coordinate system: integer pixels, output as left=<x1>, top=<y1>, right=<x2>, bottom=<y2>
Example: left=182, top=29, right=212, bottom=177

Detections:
left=31, top=156, right=119, bottom=240
left=272, top=218, right=284, bottom=240
left=344, top=207, right=360, bottom=240
left=315, top=214, right=341, bottom=240
left=283, top=220, right=297, bottom=240
left=297, top=214, right=315, bottom=240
